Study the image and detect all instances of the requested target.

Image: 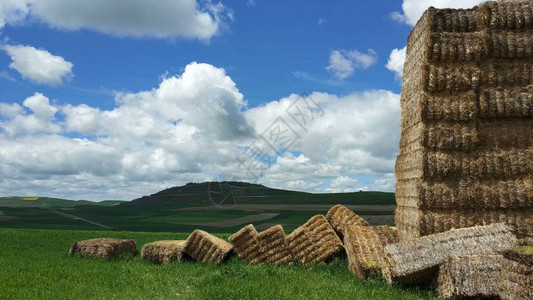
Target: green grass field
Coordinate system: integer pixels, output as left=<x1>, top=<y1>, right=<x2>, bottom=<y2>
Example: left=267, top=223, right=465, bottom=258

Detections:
left=0, top=228, right=436, bottom=299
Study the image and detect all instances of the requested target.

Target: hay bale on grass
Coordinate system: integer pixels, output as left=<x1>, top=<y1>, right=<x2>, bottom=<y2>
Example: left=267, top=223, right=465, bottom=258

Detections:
left=383, top=223, right=516, bottom=284
left=228, top=224, right=265, bottom=265
left=258, top=225, right=294, bottom=265
left=141, top=240, right=186, bottom=264
left=69, top=238, right=137, bottom=259
left=286, top=215, right=343, bottom=266
left=499, top=245, right=533, bottom=300
left=344, top=225, right=398, bottom=280
left=183, top=230, right=233, bottom=264
left=285, top=226, right=319, bottom=266
left=305, top=215, right=344, bottom=262
left=325, top=204, right=368, bottom=238
left=437, top=255, right=504, bottom=298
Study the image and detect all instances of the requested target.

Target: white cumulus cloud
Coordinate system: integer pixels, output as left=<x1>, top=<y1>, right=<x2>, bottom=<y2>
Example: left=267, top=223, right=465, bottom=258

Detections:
left=393, top=0, right=486, bottom=26
left=326, top=49, right=377, bottom=79
left=0, top=62, right=401, bottom=200
left=0, top=0, right=30, bottom=29
left=326, top=176, right=359, bottom=193
left=1, top=92, right=61, bottom=136
left=2, top=44, right=73, bottom=85
left=386, top=46, right=406, bottom=78
left=373, top=173, right=396, bottom=192
left=29, top=0, right=232, bottom=40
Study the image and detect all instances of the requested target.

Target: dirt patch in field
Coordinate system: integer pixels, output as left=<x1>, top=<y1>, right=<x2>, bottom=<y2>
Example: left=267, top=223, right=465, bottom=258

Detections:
left=176, top=204, right=395, bottom=212
left=203, top=213, right=280, bottom=228
left=360, top=215, right=395, bottom=226
left=0, top=216, right=19, bottom=221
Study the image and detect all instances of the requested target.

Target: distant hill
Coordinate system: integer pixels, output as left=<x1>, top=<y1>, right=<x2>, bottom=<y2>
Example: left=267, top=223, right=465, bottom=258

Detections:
left=128, top=181, right=396, bottom=206
left=0, top=196, right=124, bottom=208
left=0, top=182, right=396, bottom=233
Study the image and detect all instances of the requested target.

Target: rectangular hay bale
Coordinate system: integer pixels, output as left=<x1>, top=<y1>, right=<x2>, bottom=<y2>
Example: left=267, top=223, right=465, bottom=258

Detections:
left=228, top=224, right=265, bottom=265
left=438, top=254, right=504, bottom=298
left=344, top=225, right=398, bottom=280
left=141, top=240, right=186, bottom=264
left=285, top=226, right=319, bottom=266
left=396, top=177, right=533, bottom=210
left=258, top=225, right=294, bottom=265
left=480, top=1, right=533, bottom=31
left=285, top=214, right=343, bottom=266
left=69, top=238, right=137, bottom=259
left=305, top=215, right=344, bottom=262
left=325, top=204, right=369, bottom=238
left=383, top=223, right=516, bottom=284
left=183, top=229, right=233, bottom=264
left=394, top=206, right=533, bottom=241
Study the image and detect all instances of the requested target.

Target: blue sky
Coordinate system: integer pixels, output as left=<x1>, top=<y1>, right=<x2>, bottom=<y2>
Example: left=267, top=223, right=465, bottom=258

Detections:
left=0, top=0, right=487, bottom=200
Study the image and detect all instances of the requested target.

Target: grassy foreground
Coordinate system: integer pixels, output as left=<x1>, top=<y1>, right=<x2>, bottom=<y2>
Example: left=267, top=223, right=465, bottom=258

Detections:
left=0, top=229, right=436, bottom=299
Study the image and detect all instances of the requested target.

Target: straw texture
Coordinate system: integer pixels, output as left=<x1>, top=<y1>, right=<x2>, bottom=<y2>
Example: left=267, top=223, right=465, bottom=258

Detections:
left=438, top=254, right=504, bottom=298
left=383, top=223, right=516, bottom=284
left=228, top=224, right=294, bottom=265
left=325, top=204, right=369, bottom=238
left=69, top=238, right=137, bottom=259
left=141, top=240, right=186, bottom=264
left=396, top=0, right=533, bottom=241
left=183, top=229, right=233, bottom=264
left=228, top=224, right=266, bottom=265
left=258, top=225, right=294, bottom=265
left=499, top=246, right=533, bottom=300
left=286, top=215, right=343, bottom=266
left=344, top=225, right=398, bottom=280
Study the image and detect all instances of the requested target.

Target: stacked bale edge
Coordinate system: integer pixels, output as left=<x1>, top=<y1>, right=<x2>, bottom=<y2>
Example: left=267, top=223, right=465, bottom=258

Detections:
left=325, top=204, right=369, bottom=239
left=437, top=254, right=504, bottom=298
left=344, top=225, right=398, bottom=280
left=183, top=229, right=233, bottom=264
left=499, top=245, right=533, bottom=300
left=141, top=240, right=186, bottom=264
left=395, top=0, right=533, bottom=241
left=286, top=214, right=343, bottom=266
left=258, top=225, right=294, bottom=265
left=228, top=224, right=266, bottom=265
left=69, top=238, right=137, bottom=259
left=383, top=223, right=516, bottom=284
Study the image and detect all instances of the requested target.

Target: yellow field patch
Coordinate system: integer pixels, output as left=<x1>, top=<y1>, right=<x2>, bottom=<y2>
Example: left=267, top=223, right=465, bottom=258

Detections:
left=21, top=197, right=39, bottom=201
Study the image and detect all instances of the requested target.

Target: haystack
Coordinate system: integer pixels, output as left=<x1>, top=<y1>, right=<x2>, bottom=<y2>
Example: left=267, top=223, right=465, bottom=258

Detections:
left=286, top=215, right=343, bottom=266
left=395, top=0, right=533, bottom=242
left=325, top=204, right=369, bottom=238
left=499, top=245, right=533, bottom=300
left=183, top=230, right=233, bottom=264
left=437, top=255, right=504, bottom=298
left=258, top=225, right=294, bottom=265
left=228, top=224, right=265, bottom=265
left=383, top=223, right=516, bottom=284
left=69, top=238, right=137, bottom=259
left=140, top=240, right=186, bottom=264
left=344, top=225, right=398, bottom=280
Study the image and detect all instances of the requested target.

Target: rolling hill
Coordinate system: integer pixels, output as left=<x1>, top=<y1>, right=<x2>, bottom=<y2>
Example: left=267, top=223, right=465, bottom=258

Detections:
left=0, top=182, right=396, bottom=233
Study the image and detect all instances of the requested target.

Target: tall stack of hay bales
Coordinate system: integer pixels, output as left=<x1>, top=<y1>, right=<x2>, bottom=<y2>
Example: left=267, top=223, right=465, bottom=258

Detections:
left=395, top=0, right=533, bottom=242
